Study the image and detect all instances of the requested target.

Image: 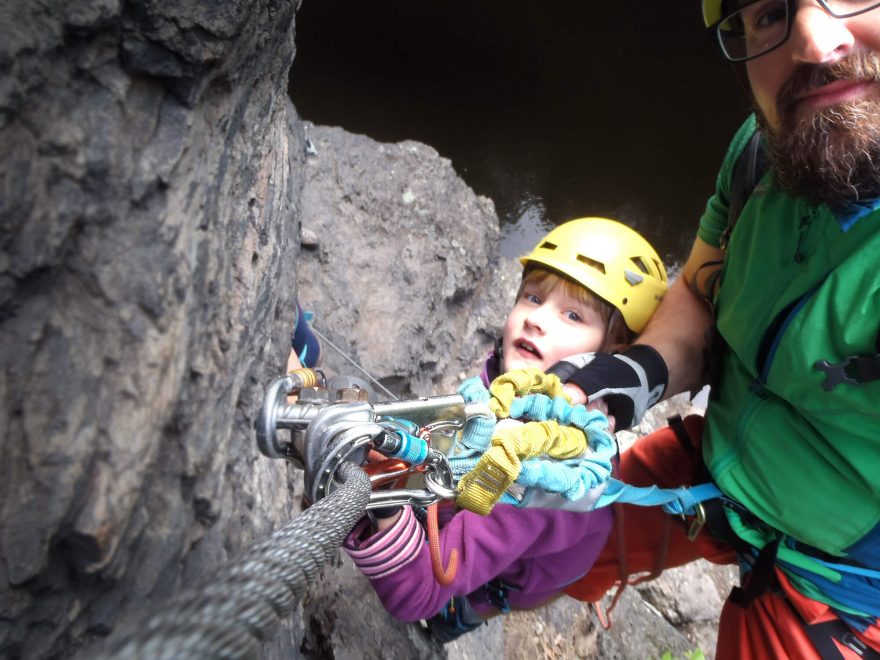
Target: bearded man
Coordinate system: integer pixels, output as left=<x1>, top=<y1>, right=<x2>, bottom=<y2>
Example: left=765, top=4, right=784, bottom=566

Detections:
left=554, top=2, right=880, bottom=657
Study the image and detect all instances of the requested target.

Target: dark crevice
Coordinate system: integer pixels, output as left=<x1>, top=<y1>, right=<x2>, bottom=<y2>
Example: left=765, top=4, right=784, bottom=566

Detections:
left=290, top=1, right=751, bottom=264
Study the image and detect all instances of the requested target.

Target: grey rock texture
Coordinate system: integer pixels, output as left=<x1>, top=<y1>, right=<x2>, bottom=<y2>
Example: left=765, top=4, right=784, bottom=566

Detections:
left=1, top=1, right=305, bottom=657
left=295, top=122, right=520, bottom=398
left=290, top=121, right=518, bottom=658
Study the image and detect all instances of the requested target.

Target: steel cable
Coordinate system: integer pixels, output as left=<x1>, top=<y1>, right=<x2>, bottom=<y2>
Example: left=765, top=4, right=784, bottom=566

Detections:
left=89, top=462, right=371, bottom=659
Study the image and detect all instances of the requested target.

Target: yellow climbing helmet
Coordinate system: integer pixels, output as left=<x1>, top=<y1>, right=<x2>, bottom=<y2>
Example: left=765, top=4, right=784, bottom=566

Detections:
left=702, top=0, right=723, bottom=26
left=520, top=217, right=667, bottom=333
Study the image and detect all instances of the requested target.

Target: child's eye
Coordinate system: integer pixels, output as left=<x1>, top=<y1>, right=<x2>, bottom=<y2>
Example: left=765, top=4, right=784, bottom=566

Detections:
left=525, top=293, right=541, bottom=304
left=565, top=310, right=582, bottom=322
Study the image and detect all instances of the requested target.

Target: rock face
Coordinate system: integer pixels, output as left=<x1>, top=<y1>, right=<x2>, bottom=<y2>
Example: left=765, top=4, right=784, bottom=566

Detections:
left=0, top=1, right=305, bottom=657
left=0, top=1, right=520, bottom=655
left=295, top=121, right=520, bottom=398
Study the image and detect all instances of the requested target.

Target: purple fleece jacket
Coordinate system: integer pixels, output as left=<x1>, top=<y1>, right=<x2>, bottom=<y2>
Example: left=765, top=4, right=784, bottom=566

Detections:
left=343, top=502, right=613, bottom=621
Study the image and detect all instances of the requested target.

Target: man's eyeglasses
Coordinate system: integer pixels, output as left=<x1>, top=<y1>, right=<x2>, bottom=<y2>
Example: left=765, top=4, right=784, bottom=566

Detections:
left=712, top=0, right=880, bottom=62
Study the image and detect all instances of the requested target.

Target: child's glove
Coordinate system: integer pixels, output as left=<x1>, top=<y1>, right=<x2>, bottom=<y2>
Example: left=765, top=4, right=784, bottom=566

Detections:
left=547, top=345, right=668, bottom=430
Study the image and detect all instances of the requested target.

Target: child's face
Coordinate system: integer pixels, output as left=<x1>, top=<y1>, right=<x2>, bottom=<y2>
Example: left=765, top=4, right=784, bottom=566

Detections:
left=501, top=273, right=606, bottom=373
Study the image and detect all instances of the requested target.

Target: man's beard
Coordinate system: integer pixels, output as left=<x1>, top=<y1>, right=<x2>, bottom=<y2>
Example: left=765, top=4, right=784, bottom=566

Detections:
left=757, top=52, right=880, bottom=212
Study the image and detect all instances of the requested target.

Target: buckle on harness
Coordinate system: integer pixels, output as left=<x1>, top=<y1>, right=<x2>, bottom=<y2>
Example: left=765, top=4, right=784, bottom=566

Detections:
left=842, top=632, right=869, bottom=657
left=815, top=357, right=862, bottom=391
left=485, top=578, right=518, bottom=614
left=687, top=501, right=707, bottom=541
left=815, top=354, right=880, bottom=391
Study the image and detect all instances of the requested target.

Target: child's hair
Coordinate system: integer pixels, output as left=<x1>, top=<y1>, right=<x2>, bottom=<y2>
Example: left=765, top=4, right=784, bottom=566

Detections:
left=516, top=267, right=636, bottom=353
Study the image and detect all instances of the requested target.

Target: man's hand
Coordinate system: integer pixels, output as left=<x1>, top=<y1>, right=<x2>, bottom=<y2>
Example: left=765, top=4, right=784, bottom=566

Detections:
left=548, top=346, right=668, bottom=430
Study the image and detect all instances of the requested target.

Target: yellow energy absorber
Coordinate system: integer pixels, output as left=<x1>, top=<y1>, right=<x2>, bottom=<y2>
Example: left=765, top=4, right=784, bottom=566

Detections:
left=455, top=420, right=588, bottom=515
left=488, top=369, right=568, bottom=418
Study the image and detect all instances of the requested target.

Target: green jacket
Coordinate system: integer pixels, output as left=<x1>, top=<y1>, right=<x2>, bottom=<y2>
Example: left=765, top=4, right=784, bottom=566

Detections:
left=699, top=116, right=880, bottom=578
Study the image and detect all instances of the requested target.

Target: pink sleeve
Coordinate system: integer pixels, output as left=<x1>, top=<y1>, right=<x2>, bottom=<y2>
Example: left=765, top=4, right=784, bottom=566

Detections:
left=344, top=503, right=609, bottom=621
left=344, top=507, right=426, bottom=578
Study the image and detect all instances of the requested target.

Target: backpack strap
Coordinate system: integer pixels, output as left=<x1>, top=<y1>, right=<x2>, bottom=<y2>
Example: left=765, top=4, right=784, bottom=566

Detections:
left=784, top=596, right=880, bottom=659
left=690, top=129, right=768, bottom=305
left=721, top=129, right=768, bottom=251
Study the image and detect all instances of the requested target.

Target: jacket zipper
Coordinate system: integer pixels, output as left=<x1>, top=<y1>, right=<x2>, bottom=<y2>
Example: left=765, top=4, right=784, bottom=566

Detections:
left=711, top=214, right=822, bottom=479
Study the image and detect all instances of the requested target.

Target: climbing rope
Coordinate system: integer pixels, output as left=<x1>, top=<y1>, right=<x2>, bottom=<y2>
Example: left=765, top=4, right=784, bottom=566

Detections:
left=427, top=501, right=459, bottom=586
left=89, top=462, right=371, bottom=660
left=246, top=363, right=731, bottom=641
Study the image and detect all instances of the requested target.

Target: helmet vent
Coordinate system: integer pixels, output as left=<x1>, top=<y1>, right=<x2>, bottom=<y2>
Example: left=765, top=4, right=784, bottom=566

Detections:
left=630, top=256, right=650, bottom=275
left=576, top=254, right=605, bottom=274
left=653, top=258, right=667, bottom=282
left=540, top=241, right=558, bottom=251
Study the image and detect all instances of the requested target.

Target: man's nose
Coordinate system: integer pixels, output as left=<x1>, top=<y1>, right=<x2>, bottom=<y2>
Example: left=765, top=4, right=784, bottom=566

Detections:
left=788, top=1, right=856, bottom=65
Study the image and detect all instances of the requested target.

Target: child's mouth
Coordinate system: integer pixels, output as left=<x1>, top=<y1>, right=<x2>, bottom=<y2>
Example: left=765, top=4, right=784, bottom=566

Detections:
left=515, top=339, right=542, bottom=358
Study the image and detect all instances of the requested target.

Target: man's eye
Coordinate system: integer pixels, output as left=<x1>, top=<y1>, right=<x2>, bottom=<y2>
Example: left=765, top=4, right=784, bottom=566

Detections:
left=755, top=6, right=786, bottom=28
left=750, top=1, right=786, bottom=29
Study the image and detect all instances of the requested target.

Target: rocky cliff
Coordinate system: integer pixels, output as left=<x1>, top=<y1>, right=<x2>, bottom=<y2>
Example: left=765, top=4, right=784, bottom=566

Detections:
left=0, top=2, right=733, bottom=658
left=1, top=0, right=305, bottom=656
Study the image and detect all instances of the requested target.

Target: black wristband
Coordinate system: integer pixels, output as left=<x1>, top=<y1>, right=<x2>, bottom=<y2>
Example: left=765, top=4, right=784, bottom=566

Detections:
left=370, top=505, right=402, bottom=519
left=623, top=345, right=669, bottom=392
left=560, top=345, right=669, bottom=429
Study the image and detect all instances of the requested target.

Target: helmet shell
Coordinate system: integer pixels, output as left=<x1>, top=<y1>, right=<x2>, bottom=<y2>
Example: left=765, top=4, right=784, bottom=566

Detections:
left=519, top=217, right=667, bottom=333
left=703, top=0, right=722, bottom=26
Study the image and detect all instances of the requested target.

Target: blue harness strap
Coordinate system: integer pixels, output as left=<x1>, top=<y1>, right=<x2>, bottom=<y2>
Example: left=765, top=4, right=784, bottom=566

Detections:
left=595, top=479, right=723, bottom=516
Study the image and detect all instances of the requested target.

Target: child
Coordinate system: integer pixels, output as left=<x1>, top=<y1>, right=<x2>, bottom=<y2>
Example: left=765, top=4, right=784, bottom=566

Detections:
left=343, top=217, right=668, bottom=641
